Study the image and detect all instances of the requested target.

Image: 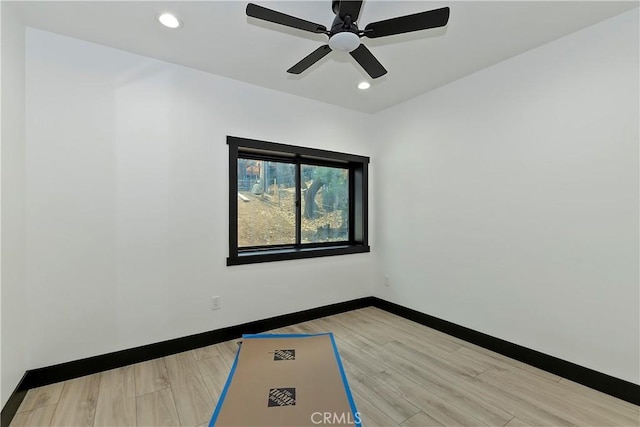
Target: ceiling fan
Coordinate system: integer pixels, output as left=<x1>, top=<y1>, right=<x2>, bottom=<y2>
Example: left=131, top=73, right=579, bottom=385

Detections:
left=246, top=1, right=450, bottom=79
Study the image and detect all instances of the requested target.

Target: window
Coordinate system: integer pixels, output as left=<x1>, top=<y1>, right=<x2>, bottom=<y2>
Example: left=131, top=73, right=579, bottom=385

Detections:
left=228, top=136, right=370, bottom=265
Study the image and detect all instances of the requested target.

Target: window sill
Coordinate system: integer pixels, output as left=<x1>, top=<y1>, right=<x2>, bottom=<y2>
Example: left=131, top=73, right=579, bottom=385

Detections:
left=227, top=245, right=370, bottom=266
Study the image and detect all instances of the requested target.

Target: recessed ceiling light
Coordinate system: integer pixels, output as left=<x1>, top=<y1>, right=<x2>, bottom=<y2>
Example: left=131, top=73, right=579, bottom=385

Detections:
left=358, top=81, right=371, bottom=90
left=158, top=13, right=181, bottom=29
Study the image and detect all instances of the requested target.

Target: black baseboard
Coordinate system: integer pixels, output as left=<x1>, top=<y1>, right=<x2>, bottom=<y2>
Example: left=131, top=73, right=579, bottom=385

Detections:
left=0, top=375, right=27, bottom=427
left=371, top=297, right=640, bottom=406
left=0, top=296, right=374, bottom=427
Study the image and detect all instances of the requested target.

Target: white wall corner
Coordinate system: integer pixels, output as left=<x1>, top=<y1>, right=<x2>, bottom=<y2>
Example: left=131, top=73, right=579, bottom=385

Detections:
left=1, top=0, right=27, bottom=408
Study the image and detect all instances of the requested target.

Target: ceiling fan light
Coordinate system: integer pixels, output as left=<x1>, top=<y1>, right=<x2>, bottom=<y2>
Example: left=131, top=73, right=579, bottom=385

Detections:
left=328, top=32, right=360, bottom=52
left=358, top=81, right=370, bottom=90
left=158, top=13, right=181, bottom=29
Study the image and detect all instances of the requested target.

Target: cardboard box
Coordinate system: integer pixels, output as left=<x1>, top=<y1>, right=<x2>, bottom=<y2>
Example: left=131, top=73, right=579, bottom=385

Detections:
left=209, top=333, right=361, bottom=427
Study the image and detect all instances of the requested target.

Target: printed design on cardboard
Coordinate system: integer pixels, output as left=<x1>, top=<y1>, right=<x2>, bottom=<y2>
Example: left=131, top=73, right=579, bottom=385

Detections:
left=273, top=349, right=296, bottom=361
left=268, top=388, right=296, bottom=407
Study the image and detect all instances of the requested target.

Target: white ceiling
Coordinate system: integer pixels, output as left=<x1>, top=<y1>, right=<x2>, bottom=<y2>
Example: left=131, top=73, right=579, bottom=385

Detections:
left=15, top=1, right=639, bottom=113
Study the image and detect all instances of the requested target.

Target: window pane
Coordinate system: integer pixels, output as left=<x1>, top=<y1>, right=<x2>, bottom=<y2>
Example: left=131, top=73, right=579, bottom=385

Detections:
left=301, top=165, right=349, bottom=243
left=237, top=159, right=296, bottom=247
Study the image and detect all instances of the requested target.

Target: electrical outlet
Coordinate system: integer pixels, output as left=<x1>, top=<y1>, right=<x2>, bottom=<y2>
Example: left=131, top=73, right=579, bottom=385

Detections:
left=384, top=275, right=391, bottom=287
left=211, top=296, right=221, bottom=310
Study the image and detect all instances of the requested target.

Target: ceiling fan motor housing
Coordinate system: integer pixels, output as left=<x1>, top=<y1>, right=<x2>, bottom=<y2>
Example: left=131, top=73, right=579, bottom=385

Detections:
left=330, top=13, right=358, bottom=33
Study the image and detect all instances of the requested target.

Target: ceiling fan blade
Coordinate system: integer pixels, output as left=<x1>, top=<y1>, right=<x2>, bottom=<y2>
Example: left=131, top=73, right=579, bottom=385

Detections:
left=247, top=3, right=328, bottom=34
left=287, top=45, right=332, bottom=74
left=364, top=7, right=450, bottom=38
left=349, top=44, right=387, bottom=79
left=337, top=0, right=364, bottom=22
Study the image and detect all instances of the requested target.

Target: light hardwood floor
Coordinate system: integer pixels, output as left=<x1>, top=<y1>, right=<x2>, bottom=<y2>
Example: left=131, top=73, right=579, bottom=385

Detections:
left=11, top=308, right=639, bottom=427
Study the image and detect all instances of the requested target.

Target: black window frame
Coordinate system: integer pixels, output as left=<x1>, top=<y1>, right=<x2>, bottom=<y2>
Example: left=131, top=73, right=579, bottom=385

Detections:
left=227, top=136, right=370, bottom=266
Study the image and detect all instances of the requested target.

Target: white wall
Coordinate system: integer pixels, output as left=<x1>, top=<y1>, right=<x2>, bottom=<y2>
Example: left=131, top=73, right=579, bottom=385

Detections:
left=1, top=1, right=27, bottom=407
left=24, top=28, right=376, bottom=370
left=375, top=9, right=639, bottom=384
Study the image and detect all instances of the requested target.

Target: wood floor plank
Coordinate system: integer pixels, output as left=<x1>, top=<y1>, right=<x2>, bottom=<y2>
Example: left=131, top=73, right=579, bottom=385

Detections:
left=16, top=382, right=64, bottom=413
left=338, top=325, right=504, bottom=426
left=478, top=368, right=630, bottom=426
left=197, top=355, right=230, bottom=402
left=351, top=390, right=399, bottom=427
left=136, top=388, right=180, bottom=427
left=337, top=329, right=387, bottom=359
left=477, top=369, right=583, bottom=425
left=362, top=332, right=570, bottom=427
left=342, top=359, right=420, bottom=424
left=330, top=312, right=396, bottom=345
left=49, top=374, right=101, bottom=427
left=372, top=369, right=488, bottom=426
left=358, top=308, right=464, bottom=352
left=315, top=316, right=356, bottom=338
left=279, top=324, right=307, bottom=334
left=343, top=330, right=475, bottom=388
left=134, top=358, right=170, bottom=396
left=332, top=336, right=386, bottom=376
left=378, top=326, right=465, bottom=365
left=505, top=416, right=533, bottom=427
left=163, top=352, right=215, bottom=426
left=557, top=378, right=640, bottom=422
left=346, top=333, right=516, bottom=426
left=94, top=366, right=136, bottom=427
left=214, top=340, right=241, bottom=368
left=400, top=411, right=445, bottom=427
left=369, top=347, right=513, bottom=427
left=503, top=365, right=634, bottom=423
left=355, top=309, right=463, bottom=355
left=9, top=404, right=57, bottom=427
left=459, top=372, right=577, bottom=426
left=454, top=343, right=562, bottom=384
left=385, top=339, right=486, bottom=378
left=265, top=327, right=290, bottom=334
left=191, top=344, right=221, bottom=362
left=291, top=321, right=323, bottom=335
left=395, top=354, right=574, bottom=427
